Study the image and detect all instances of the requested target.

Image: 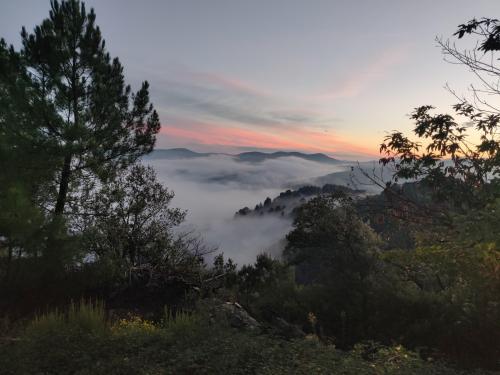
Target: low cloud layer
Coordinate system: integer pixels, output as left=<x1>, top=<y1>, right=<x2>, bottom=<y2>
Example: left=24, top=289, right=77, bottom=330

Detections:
left=147, top=155, right=347, bottom=266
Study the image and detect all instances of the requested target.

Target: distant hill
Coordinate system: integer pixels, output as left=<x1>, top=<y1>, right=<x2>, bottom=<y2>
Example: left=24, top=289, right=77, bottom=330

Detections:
left=236, top=151, right=341, bottom=164
left=309, top=161, right=400, bottom=194
left=147, top=148, right=342, bottom=164
left=144, top=148, right=213, bottom=160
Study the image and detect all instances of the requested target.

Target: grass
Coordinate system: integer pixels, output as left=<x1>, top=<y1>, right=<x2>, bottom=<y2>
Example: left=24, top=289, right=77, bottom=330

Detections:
left=0, top=301, right=492, bottom=374
left=26, top=298, right=107, bottom=338
left=163, top=306, right=199, bottom=333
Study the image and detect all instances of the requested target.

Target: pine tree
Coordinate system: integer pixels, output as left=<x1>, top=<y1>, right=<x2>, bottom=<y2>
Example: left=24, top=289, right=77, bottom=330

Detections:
left=0, top=38, right=61, bottom=280
left=19, top=0, right=160, bottom=217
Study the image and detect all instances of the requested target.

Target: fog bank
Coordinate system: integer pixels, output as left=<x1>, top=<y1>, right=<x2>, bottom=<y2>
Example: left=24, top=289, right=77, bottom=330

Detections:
left=147, top=155, right=347, bottom=265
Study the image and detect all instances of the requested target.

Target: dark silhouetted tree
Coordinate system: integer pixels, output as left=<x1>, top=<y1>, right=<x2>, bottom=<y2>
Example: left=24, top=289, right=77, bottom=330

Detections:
left=380, top=18, right=500, bottom=209
left=285, top=193, right=379, bottom=285
left=0, top=39, right=59, bottom=280
left=81, top=165, right=189, bottom=275
left=19, top=0, right=160, bottom=219
left=0, top=0, right=160, bottom=276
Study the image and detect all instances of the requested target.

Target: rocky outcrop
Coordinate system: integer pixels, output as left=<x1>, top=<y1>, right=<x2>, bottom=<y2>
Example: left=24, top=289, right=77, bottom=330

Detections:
left=272, top=317, right=306, bottom=339
left=201, top=300, right=305, bottom=338
left=218, top=302, right=260, bottom=330
left=202, top=300, right=260, bottom=331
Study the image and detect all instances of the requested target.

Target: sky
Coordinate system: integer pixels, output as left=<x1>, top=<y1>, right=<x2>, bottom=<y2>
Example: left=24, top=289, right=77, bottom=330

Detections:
left=1, top=0, right=500, bottom=159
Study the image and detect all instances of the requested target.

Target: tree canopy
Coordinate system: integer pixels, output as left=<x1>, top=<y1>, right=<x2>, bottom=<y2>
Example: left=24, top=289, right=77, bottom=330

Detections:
left=18, top=0, right=160, bottom=217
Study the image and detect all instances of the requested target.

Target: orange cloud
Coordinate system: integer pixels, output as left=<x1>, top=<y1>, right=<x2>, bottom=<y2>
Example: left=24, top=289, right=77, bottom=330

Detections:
left=160, top=119, right=378, bottom=158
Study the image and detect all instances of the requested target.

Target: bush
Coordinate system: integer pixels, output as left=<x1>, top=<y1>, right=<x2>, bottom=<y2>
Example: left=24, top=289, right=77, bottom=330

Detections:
left=0, top=301, right=488, bottom=375
left=163, top=306, right=200, bottom=337
left=26, top=299, right=106, bottom=338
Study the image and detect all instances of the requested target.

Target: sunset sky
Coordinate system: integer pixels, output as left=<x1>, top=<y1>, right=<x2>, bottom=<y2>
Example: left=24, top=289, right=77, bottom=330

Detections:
left=1, top=0, right=500, bottom=159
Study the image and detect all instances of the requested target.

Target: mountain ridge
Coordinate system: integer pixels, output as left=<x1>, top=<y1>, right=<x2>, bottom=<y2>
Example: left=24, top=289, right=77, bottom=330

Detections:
left=146, top=148, right=342, bottom=164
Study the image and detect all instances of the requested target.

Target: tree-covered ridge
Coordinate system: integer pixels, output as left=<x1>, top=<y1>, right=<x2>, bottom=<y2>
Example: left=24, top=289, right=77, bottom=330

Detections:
left=235, top=183, right=364, bottom=217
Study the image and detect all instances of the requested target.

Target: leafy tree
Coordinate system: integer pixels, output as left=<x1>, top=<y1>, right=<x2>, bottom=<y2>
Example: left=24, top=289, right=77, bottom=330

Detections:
left=0, top=0, right=161, bottom=275
left=18, top=0, right=160, bottom=219
left=235, top=254, right=302, bottom=322
left=0, top=39, right=58, bottom=280
left=80, top=165, right=208, bottom=285
left=212, top=254, right=237, bottom=283
left=380, top=18, right=500, bottom=210
left=284, top=193, right=381, bottom=343
left=375, top=17, right=500, bottom=368
left=237, top=254, right=288, bottom=297
left=285, top=193, right=379, bottom=284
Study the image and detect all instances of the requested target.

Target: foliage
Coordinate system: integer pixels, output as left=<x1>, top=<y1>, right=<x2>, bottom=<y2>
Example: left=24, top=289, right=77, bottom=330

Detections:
left=111, top=315, right=159, bottom=337
left=1, top=3, right=500, bottom=373
left=379, top=18, right=500, bottom=210
left=285, top=193, right=380, bottom=283
left=234, top=254, right=305, bottom=324
left=0, top=306, right=478, bottom=375
left=0, top=38, right=58, bottom=280
left=18, top=0, right=160, bottom=217
left=26, top=299, right=106, bottom=338
left=163, top=306, right=200, bottom=337
left=366, top=19, right=500, bottom=368
left=0, top=0, right=161, bottom=281
left=377, top=235, right=500, bottom=367
left=80, top=165, right=193, bottom=275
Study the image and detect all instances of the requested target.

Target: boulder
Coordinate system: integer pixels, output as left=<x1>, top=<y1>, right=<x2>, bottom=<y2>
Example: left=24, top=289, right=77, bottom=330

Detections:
left=221, top=302, right=260, bottom=330
left=273, top=317, right=306, bottom=339
left=203, top=300, right=260, bottom=331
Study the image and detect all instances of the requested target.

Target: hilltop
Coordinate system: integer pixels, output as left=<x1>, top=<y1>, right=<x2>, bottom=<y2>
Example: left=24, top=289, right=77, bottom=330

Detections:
left=146, top=148, right=342, bottom=164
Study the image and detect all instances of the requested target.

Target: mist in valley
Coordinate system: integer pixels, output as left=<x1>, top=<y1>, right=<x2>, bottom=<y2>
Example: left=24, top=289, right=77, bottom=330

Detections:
left=147, top=154, right=348, bottom=265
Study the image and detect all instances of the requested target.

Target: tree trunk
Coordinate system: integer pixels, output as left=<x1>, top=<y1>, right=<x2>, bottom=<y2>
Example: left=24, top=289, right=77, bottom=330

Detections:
left=44, top=152, right=72, bottom=281
left=5, top=244, right=13, bottom=282
left=54, top=153, right=72, bottom=216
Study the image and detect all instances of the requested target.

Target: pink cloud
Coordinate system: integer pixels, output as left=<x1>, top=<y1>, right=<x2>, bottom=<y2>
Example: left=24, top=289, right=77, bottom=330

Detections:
left=317, top=46, right=409, bottom=100
left=159, top=118, right=378, bottom=157
left=179, top=70, right=271, bottom=97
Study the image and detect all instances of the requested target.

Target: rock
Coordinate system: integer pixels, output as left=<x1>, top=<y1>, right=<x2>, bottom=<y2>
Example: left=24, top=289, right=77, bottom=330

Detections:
left=221, top=302, right=260, bottom=330
left=202, top=299, right=260, bottom=331
left=273, top=317, right=306, bottom=339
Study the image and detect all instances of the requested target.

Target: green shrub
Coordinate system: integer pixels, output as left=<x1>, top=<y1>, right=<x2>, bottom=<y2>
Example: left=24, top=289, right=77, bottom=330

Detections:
left=26, top=298, right=106, bottom=339
left=67, top=299, right=107, bottom=335
left=0, top=300, right=492, bottom=374
left=163, top=306, right=201, bottom=337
